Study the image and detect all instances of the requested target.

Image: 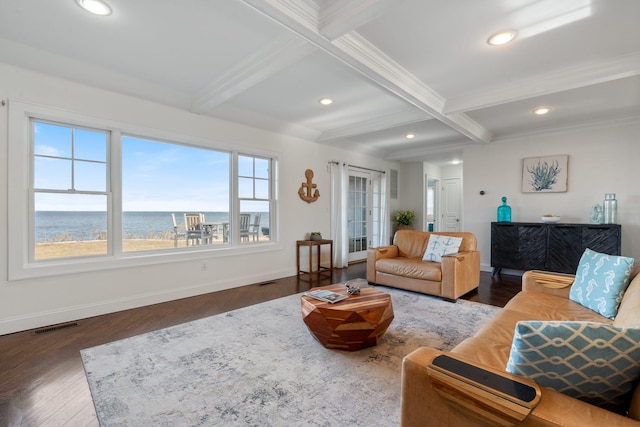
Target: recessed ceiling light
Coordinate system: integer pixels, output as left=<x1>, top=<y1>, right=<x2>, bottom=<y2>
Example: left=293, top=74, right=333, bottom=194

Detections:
left=405, top=133, right=415, bottom=139
left=533, top=107, right=551, bottom=115
left=487, top=30, right=518, bottom=46
left=451, top=160, right=461, bottom=165
left=319, top=98, right=333, bottom=106
left=75, top=0, right=112, bottom=16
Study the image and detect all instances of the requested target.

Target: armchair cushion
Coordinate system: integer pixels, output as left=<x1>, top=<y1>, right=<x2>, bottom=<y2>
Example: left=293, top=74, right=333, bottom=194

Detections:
left=422, top=234, right=463, bottom=262
left=506, top=320, right=640, bottom=413
left=569, top=248, right=635, bottom=319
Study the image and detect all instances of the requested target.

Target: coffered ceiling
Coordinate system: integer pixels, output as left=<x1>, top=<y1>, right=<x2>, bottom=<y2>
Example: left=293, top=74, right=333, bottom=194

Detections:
left=1, top=0, right=638, bottom=165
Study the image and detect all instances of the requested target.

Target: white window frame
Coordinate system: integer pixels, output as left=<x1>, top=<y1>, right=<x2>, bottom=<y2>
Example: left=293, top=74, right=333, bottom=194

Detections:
left=237, top=153, right=273, bottom=244
left=31, top=118, right=113, bottom=260
left=8, top=100, right=280, bottom=280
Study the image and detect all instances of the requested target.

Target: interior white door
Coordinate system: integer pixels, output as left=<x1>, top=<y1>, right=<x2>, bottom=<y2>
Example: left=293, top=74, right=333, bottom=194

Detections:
left=442, top=178, right=461, bottom=232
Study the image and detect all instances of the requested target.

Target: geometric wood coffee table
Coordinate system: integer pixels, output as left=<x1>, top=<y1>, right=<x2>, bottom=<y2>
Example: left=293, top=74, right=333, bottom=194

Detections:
left=301, top=283, right=394, bottom=351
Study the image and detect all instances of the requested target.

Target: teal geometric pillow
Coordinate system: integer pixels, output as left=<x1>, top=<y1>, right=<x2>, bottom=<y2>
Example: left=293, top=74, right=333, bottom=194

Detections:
left=422, top=235, right=463, bottom=262
left=569, top=248, right=635, bottom=319
left=506, top=321, right=640, bottom=413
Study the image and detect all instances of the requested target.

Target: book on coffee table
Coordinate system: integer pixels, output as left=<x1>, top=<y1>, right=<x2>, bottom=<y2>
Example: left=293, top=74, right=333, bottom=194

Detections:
left=304, top=289, right=348, bottom=303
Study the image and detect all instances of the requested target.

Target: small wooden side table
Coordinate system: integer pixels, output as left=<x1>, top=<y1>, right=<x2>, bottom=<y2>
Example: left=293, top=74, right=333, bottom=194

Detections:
left=296, top=239, right=333, bottom=281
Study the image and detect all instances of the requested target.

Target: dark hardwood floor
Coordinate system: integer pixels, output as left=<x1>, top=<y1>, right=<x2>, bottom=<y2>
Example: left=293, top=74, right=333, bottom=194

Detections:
left=0, top=263, right=521, bottom=426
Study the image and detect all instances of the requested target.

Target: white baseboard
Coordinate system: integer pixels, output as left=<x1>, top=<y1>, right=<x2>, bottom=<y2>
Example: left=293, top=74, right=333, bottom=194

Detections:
left=0, top=267, right=294, bottom=336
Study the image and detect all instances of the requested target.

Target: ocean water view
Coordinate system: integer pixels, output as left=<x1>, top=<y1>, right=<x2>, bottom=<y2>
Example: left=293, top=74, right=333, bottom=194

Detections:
left=35, top=211, right=269, bottom=242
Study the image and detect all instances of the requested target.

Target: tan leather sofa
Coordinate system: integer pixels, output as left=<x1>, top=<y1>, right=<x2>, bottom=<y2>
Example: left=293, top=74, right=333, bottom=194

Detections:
left=367, top=230, right=480, bottom=300
left=401, top=268, right=640, bottom=426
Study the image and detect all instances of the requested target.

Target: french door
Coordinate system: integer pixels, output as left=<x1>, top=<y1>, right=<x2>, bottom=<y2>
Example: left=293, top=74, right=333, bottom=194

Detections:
left=347, top=171, right=371, bottom=262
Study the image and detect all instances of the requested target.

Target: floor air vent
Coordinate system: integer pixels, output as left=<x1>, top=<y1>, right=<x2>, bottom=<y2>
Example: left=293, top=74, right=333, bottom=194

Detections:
left=32, top=321, right=79, bottom=335
left=257, top=281, right=276, bottom=286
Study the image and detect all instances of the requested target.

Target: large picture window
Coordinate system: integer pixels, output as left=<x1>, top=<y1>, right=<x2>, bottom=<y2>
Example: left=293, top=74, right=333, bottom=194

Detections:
left=121, top=136, right=231, bottom=252
left=12, top=103, right=278, bottom=275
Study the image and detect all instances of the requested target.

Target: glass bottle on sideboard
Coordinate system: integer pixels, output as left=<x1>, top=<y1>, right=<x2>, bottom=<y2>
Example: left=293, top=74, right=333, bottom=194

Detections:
left=497, top=196, right=512, bottom=222
left=603, top=193, right=617, bottom=224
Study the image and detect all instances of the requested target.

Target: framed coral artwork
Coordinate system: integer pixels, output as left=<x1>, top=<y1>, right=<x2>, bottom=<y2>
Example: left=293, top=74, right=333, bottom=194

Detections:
left=521, top=155, right=568, bottom=193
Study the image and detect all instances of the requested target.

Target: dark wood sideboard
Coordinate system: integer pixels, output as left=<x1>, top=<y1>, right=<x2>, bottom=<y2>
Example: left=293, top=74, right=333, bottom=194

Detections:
left=491, top=222, right=622, bottom=275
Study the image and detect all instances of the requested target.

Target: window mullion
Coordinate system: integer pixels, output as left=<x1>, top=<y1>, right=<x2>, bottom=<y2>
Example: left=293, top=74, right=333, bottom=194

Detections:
left=71, top=127, right=76, bottom=191
left=110, top=130, right=122, bottom=255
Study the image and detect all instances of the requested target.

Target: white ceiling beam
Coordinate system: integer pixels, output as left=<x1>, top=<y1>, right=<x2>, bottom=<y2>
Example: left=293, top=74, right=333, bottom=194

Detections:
left=191, top=33, right=315, bottom=114
left=444, top=51, right=640, bottom=115
left=241, top=0, right=493, bottom=144
left=331, top=33, right=493, bottom=143
left=319, top=0, right=398, bottom=41
left=318, top=109, right=431, bottom=142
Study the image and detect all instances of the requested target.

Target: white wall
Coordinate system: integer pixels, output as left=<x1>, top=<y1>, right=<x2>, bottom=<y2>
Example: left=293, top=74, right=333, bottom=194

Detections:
left=398, top=162, right=425, bottom=230
left=0, top=63, right=398, bottom=335
left=463, top=121, right=640, bottom=272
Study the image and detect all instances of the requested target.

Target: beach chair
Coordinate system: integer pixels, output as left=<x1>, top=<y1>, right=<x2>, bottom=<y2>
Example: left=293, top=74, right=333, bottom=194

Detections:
left=184, top=213, right=213, bottom=246
left=239, top=213, right=250, bottom=242
left=171, top=213, right=185, bottom=247
left=248, top=213, right=261, bottom=241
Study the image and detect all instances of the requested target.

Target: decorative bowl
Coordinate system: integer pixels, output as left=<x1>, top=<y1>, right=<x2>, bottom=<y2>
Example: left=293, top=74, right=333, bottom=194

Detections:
left=541, top=215, right=561, bottom=223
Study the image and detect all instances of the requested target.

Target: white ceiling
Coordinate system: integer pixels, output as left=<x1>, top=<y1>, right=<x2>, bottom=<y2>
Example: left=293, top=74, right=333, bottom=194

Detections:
left=1, top=0, right=638, bottom=165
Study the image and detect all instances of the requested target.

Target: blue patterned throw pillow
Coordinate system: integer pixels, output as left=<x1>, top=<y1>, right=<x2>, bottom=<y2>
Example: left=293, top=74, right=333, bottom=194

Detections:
left=569, top=248, right=635, bottom=319
left=507, top=321, right=640, bottom=413
left=422, top=235, right=463, bottom=262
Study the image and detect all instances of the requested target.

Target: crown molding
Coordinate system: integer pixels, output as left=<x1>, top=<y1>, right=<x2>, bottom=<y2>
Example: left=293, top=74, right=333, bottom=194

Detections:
left=493, top=110, right=640, bottom=143
left=444, top=50, right=640, bottom=114
left=191, top=34, right=315, bottom=114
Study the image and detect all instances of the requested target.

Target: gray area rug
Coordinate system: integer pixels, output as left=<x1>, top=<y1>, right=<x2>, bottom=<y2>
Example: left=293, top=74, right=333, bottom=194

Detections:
left=81, top=286, right=501, bottom=426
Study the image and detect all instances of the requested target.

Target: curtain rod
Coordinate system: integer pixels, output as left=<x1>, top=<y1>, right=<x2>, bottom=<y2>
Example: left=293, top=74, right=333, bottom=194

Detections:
left=328, top=161, right=386, bottom=174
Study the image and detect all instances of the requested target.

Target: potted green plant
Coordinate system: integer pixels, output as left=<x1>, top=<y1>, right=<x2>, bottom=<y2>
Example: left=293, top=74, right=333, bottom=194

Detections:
left=393, top=210, right=416, bottom=230
left=310, top=231, right=323, bottom=241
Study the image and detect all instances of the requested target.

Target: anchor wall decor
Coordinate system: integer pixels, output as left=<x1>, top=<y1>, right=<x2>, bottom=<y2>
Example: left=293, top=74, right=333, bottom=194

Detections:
left=298, top=169, right=320, bottom=203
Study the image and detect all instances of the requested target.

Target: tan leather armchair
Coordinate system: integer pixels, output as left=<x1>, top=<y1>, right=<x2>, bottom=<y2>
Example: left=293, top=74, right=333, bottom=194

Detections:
left=367, top=230, right=480, bottom=300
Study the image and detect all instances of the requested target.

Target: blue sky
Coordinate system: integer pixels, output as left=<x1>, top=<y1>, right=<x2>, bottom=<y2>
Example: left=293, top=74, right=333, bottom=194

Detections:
left=33, top=122, right=235, bottom=211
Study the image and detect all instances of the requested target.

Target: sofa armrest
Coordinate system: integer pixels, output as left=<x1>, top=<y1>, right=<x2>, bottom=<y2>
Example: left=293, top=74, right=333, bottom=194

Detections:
left=522, top=270, right=575, bottom=299
left=440, top=251, right=481, bottom=300
left=367, top=245, right=399, bottom=283
left=402, top=347, right=640, bottom=427
left=403, top=347, right=534, bottom=427
left=427, top=354, right=540, bottom=426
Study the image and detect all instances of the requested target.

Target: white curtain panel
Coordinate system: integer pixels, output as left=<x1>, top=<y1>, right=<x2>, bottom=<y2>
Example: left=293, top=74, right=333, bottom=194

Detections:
left=330, top=162, right=349, bottom=268
left=376, top=171, right=389, bottom=248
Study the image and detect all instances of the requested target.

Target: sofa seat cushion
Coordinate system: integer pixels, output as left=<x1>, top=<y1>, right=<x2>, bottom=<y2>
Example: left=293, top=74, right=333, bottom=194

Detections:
left=504, top=291, right=614, bottom=323
left=375, top=257, right=442, bottom=281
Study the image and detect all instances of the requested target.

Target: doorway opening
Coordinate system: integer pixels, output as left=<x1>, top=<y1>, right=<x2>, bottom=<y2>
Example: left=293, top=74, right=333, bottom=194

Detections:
left=425, top=177, right=438, bottom=231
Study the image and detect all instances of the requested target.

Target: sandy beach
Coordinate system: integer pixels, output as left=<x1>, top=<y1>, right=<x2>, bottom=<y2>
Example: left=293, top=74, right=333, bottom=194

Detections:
left=34, top=236, right=242, bottom=259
